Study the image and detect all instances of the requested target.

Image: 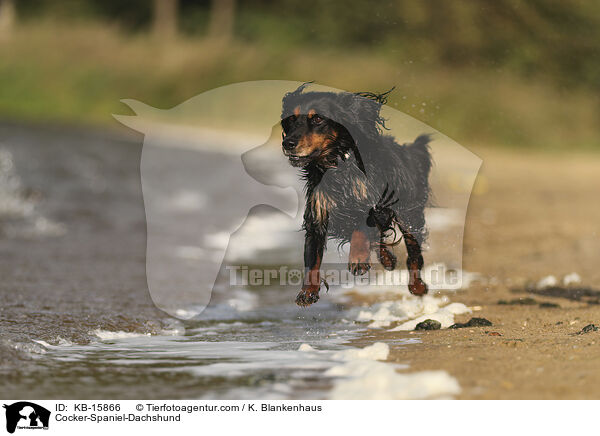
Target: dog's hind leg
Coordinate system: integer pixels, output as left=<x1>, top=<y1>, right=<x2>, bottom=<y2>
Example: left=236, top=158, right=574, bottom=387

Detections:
left=367, top=188, right=398, bottom=271
left=348, top=226, right=373, bottom=276
left=397, top=219, right=428, bottom=296
left=377, top=238, right=397, bottom=271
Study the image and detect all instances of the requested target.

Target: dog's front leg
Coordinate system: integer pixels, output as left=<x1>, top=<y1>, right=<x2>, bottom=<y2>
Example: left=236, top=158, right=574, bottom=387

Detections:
left=296, top=229, right=326, bottom=307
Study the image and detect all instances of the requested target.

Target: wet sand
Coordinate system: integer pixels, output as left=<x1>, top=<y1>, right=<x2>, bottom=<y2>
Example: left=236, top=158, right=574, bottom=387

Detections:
left=380, top=146, right=600, bottom=399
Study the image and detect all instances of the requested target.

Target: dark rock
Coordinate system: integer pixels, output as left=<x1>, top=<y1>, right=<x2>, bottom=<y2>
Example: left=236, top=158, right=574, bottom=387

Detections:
left=467, top=317, right=493, bottom=327
left=539, top=302, right=560, bottom=308
left=498, top=297, right=537, bottom=305
left=578, top=324, right=598, bottom=335
left=522, top=285, right=600, bottom=306
left=450, top=317, right=493, bottom=329
left=415, top=319, right=442, bottom=331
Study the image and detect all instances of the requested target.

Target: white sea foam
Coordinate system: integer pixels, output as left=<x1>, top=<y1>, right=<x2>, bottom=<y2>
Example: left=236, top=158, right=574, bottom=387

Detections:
left=40, top=329, right=459, bottom=400
left=563, top=272, right=581, bottom=286
left=298, top=343, right=315, bottom=352
left=350, top=294, right=471, bottom=330
left=389, top=301, right=472, bottom=331
left=294, top=341, right=461, bottom=400
left=537, top=275, right=558, bottom=289
left=332, top=342, right=390, bottom=361
left=91, top=330, right=151, bottom=340
left=336, top=260, right=476, bottom=330
left=329, top=363, right=461, bottom=400
left=190, top=340, right=461, bottom=400
left=18, top=341, right=48, bottom=355
left=174, top=308, right=202, bottom=319
left=33, top=337, right=73, bottom=348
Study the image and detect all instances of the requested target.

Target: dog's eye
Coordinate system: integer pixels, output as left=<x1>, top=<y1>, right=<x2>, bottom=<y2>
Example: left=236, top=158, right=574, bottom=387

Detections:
left=312, top=115, right=324, bottom=125
left=281, top=117, right=294, bottom=131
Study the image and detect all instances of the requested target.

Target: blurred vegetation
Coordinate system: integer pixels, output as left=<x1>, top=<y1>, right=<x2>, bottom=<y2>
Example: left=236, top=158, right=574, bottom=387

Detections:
left=0, top=0, right=599, bottom=149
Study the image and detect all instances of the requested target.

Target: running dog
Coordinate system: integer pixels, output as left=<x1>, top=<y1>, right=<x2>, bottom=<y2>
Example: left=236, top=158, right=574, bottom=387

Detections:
left=281, top=84, right=432, bottom=306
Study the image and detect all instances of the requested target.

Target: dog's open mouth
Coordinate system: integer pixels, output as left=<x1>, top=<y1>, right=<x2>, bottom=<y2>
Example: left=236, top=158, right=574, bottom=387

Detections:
left=283, top=151, right=313, bottom=167
left=287, top=155, right=305, bottom=167
left=284, top=147, right=325, bottom=165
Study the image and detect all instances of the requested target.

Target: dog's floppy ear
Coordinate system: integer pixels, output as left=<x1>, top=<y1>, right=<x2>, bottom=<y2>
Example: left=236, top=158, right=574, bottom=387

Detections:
left=329, top=90, right=392, bottom=177
left=336, top=92, right=385, bottom=143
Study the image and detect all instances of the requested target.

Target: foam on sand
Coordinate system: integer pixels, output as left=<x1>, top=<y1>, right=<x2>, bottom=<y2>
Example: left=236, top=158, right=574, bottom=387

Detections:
left=352, top=294, right=471, bottom=329
left=537, top=273, right=582, bottom=289
left=329, top=362, right=461, bottom=400
left=563, top=272, right=581, bottom=286
left=537, top=275, right=558, bottom=289
left=296, top=342, right=461, bottom=400
left=390, top=300, right=472, bottom=331
left=332, top=342, right=390, bottom=361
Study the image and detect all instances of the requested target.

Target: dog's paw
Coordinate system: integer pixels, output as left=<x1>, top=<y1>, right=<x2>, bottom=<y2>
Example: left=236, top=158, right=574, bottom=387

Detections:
left=348, top=259, right=371, bottom=276
left=295, top=286, right=320, bottom=307
left=378, top=247, right=397, bottom=271
left=409, top=277, right=428, bottom=296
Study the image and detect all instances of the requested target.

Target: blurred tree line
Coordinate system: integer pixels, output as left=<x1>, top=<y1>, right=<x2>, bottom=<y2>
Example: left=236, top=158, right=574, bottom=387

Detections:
left=4, top=0, right=600, bottom=90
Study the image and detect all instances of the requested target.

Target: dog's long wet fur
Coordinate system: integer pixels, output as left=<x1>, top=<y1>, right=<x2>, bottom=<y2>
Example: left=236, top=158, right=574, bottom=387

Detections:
left=281, top=84, right=432, bottom=306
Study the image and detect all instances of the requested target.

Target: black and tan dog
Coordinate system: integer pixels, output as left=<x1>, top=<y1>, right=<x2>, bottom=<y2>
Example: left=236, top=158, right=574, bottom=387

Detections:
left=281, top=84, right=432, bottom=306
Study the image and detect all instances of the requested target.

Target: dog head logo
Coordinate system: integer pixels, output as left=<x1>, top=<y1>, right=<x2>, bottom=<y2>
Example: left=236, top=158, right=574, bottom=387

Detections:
left=3, top=402, right=50, bottom=434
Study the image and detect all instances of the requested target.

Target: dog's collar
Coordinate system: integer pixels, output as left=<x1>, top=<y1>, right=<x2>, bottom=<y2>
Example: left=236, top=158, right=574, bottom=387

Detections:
left=319, top=150, right=352, bottom=170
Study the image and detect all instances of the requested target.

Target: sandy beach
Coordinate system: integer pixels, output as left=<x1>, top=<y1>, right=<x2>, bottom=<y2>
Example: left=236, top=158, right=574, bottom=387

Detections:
left=373, top=146, right=600, bottom=399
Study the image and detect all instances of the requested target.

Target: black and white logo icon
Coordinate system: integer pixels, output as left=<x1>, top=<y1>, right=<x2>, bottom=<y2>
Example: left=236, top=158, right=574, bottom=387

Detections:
left=3, top=402, right=50, bottom=434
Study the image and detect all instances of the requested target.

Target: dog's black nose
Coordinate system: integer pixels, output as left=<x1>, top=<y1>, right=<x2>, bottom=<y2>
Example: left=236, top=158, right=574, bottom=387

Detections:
left=282, top=137, right=297, bottom=150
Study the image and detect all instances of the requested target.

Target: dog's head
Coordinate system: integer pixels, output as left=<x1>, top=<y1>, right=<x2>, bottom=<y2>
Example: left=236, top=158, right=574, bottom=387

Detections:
left=280, top=84, right=391, bottom=169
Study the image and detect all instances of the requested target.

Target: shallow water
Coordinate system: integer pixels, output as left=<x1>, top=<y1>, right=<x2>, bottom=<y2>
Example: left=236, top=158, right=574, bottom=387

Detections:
left=17, top=309, right=399, bottom=399
left=0, top=122, right=466, bottom=399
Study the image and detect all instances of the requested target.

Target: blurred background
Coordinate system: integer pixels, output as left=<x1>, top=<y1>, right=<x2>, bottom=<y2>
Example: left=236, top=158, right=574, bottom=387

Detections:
left=0, top=0, right=599, bottom=149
